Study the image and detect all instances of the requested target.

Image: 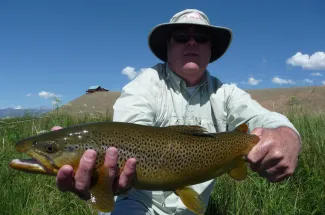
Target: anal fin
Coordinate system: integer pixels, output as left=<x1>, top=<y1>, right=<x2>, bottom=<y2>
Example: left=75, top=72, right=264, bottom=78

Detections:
left=89, top=166, right=115, bottom=212
left=228, top=158, right=247, bottom=180
left=175, top=186, right=205, bottom=215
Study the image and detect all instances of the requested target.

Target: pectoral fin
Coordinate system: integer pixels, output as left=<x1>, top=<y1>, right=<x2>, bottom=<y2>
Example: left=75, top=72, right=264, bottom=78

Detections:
left=228, top=159, right=247, bottom=180
left=175, top=186, right=205, bottom=215
left=89, top=167, right=115, bottom=212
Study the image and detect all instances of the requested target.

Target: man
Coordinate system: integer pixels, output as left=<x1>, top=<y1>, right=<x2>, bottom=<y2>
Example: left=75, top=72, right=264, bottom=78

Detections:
left=54, top=9, right=301, bottom=215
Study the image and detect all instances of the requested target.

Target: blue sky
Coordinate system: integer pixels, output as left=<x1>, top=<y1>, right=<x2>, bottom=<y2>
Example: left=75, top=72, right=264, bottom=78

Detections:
left=1, top=0, right=324, bottom=109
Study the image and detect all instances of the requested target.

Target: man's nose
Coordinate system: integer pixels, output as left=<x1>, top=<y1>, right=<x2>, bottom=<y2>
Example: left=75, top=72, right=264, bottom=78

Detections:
left=186, top=36, right=197, bottom=46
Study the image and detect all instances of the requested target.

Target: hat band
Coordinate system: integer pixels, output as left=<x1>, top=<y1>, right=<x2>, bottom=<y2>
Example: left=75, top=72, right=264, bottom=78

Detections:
left=172, top=17, right=209, bottom=25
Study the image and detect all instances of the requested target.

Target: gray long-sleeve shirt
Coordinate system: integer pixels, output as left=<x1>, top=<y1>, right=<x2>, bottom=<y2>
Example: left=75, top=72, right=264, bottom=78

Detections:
left=112, top=62, right=299, bottom=215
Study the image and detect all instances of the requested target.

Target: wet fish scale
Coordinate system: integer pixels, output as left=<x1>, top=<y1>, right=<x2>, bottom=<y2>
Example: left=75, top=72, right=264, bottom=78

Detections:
left=61, top=124, right=254, bottom=186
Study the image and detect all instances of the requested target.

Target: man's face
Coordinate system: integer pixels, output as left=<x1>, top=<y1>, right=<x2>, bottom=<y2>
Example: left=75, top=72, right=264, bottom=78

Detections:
left=167, top=26, right=212, bottom=77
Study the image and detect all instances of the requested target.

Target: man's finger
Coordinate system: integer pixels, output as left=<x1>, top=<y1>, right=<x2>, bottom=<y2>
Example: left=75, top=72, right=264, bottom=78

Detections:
left=117, top=158, right=136, bottom=190
left=267, top=173, right=287, bottom=182
left=246, top=141, right=270, bottom=172
left=104, top=147, right=120, bottom=195
left=51, top=126, right=63, bottom=131
left=250, top=127, right=263, bottom=137
left=73, top=149, right=97, bottom=197
left=258, top=152, right=283, bottom=173
left=104, top=147, right=119, bottom=180
left=267, top=166, right=286, bottom=176
left=56, top=165, right=74, bottom=192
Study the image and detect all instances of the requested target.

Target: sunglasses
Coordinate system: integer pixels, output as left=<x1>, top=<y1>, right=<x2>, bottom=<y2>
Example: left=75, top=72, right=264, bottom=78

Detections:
left=172, top=33, right=211, bottom=44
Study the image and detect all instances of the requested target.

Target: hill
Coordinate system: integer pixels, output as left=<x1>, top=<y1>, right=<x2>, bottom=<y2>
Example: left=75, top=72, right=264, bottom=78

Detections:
left=53, top=85, right=325, bottom=118
left=247, top=86, right=325, bottom=114
left=54, top=91, right=121, bottom=118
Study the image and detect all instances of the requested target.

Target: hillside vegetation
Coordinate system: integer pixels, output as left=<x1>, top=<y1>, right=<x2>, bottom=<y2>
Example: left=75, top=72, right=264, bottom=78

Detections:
left=53, top=86, right=325, bottom=117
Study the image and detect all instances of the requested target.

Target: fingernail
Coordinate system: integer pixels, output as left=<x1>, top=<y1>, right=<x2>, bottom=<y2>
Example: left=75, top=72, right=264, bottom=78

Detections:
left=84, top=150, right=96, bottom=162
left=128, top=160, right=136, bottom=169
left=107, top=148, right=117, bottom=158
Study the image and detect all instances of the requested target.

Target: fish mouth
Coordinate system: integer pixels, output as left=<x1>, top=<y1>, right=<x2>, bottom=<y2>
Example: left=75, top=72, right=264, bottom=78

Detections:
left=10, top=143, right=59, bottom=175
left=9, top=157, right=56, bottom=175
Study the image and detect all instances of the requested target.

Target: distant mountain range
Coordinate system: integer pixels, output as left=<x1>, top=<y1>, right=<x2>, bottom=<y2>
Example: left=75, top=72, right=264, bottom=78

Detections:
left=0, top=106, right=53, bottom=118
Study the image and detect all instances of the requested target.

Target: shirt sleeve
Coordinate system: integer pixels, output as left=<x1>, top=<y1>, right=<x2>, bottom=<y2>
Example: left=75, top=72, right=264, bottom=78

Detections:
left=112, top=68, right=159, bottom=126
left=224, top=84, right=300, bottom=137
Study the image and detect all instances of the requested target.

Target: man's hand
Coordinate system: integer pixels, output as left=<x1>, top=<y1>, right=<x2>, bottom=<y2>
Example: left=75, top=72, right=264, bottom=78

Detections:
left=51, top=126, right=137, bottom=200
left=246, top=126, right=301, bottom=182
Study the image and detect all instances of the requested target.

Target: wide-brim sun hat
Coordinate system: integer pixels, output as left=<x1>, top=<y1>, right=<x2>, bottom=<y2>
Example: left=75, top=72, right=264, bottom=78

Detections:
left=148, top=9, right=233, bottom=63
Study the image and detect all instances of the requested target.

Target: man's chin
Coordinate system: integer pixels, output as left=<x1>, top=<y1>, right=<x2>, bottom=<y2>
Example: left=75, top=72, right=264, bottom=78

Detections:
left=182, top=62, right=200, bottom=70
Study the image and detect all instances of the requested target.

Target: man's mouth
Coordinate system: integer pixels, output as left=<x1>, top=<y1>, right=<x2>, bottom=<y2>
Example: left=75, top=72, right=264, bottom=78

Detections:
left=184, top=52, right=199, bottom=56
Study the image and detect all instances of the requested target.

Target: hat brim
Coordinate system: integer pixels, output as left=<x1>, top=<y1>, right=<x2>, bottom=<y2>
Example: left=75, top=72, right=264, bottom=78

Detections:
left=148, top=23, right=232, bottom=63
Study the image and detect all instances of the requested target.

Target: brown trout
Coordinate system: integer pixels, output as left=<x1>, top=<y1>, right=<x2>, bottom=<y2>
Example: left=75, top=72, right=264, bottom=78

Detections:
left=9, top=121, right=259, bottom=215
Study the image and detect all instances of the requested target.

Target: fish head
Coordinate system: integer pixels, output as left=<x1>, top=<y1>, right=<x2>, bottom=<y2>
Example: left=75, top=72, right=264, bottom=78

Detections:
left=10, top=129, right=85, bottom=175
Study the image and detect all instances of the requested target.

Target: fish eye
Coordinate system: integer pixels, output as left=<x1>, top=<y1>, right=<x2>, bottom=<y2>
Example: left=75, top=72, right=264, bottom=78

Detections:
left=45, top=142, right=56, bottom=153
left=46, top=146, right=53, bottom=152
left=32, top=141, right=38, bottom=146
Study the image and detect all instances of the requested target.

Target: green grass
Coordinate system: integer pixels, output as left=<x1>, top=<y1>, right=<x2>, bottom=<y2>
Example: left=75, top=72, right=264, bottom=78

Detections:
left=1, top=110, right=324, bottom=215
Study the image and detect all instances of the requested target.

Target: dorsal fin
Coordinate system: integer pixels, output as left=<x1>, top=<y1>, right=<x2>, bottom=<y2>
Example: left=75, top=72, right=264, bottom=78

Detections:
left=166, top=125, right=213, bottom=137
left=235, top=123, right=249, bottom=133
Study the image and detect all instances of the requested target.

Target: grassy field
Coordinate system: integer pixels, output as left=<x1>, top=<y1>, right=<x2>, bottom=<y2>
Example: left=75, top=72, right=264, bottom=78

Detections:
left=0, top=109, right=324, bottom=215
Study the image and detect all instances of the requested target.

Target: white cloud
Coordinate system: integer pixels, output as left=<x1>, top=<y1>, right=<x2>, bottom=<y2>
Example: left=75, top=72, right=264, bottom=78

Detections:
left=26, top=93, right=32, bottom=97
left=14, top=106, right=23, bottom=109
left=121, top=66, right=151, bottom=80
left=286, top=51, right=325, bottom=70
left=322, top=81, right=325, bottom=86
left=241, top=77, right=261, bottom=85
left=247, top=77, right=261, bottom=85
left=303, top=78, right=313, bottom=84
left=272, top=76, right=296, bottom=85
left=121, top=67, right=138, bottom=80
left=38, top=91, right=61, bottom=99
left=311, top=72, right=323, bottom=76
